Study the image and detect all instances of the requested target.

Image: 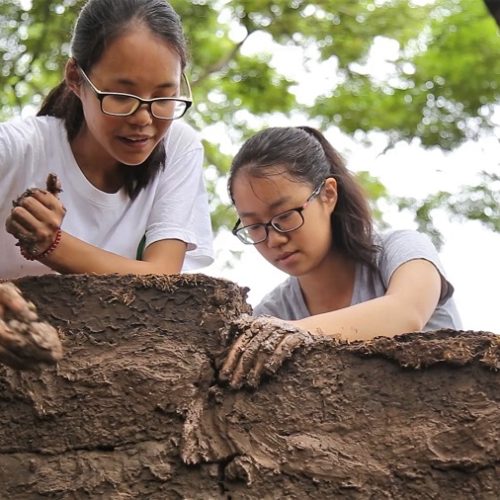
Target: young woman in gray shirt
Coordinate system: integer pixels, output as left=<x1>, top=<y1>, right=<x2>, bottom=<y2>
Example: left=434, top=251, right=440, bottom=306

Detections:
left=220, top=126, right=461, bottom=388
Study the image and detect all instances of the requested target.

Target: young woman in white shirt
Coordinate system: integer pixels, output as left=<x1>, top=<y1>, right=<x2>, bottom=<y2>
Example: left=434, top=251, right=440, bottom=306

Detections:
left=1, top=0, right=213, bottom=280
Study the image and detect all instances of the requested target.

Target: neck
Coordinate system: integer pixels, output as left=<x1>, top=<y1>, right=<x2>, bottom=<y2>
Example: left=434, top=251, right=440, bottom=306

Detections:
left=298, top=250, right=356, bottom=315
left=71, top=127, right=124, bottom=193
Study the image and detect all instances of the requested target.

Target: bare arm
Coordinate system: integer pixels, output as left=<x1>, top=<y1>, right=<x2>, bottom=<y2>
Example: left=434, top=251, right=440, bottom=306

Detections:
left=42, top=234, right=186, bottom=275
left=6, top=181, right=187, bottom=275
left=219, top=259, right=443, bottom=389
left=292, top=259, right=442, bottom=341
left=218, top=259, right=443, bottom=389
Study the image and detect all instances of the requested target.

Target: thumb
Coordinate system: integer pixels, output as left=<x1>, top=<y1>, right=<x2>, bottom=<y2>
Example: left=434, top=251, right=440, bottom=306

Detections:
left=46, top=173, right=63, bottom=198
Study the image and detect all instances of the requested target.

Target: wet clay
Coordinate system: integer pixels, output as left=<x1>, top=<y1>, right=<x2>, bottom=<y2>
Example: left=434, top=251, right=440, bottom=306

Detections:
left=0, top=281, right=62, bottom=370
left=0, top=274, right=499, bottom=499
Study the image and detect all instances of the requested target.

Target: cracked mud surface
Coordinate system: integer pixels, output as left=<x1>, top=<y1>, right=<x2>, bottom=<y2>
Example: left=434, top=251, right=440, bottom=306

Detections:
left=0, top=274, right=499, bottom=499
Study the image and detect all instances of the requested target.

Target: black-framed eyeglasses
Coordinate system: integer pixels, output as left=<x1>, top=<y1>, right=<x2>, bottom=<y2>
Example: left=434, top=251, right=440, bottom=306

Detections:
left=232, top=181, right=325, bottom=245
left=78, top=66, right=192, bottom=120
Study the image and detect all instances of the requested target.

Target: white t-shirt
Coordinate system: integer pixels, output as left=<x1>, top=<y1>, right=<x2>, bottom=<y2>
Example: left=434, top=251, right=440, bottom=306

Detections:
left=0, top=115, right=214, bottom=279
left=254, top=230, right=462, bottom=331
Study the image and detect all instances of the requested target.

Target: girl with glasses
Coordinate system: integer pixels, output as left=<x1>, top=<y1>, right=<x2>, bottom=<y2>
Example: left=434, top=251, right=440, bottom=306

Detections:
left=0, top=0, right=213, bottom=280
left=220, top=126, right=461, bottom=389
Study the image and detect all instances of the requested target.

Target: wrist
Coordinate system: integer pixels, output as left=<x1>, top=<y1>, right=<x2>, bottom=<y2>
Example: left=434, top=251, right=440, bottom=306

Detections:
left=20, top=229, right=62, bottom=261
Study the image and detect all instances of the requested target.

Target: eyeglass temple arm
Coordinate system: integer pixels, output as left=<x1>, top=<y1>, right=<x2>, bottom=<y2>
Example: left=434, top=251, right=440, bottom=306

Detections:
left=231, top=218, right=241, bottom=234
left=182, top=72, right=193, bottom=101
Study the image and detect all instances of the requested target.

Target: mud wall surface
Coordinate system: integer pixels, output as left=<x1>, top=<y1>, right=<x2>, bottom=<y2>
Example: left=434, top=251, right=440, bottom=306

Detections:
left=0, top=274, right=499, bottom=499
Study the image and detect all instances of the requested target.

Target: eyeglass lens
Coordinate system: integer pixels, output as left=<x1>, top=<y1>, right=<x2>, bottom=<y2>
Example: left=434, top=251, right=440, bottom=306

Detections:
left=238, top=209, right=304, bottom=244
left=101, top=95, right=187, bottom=119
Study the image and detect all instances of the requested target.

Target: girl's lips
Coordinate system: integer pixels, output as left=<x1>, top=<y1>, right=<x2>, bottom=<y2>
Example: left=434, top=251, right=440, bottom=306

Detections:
left=121, top=135, right=151, bottom=143
left=119, top=135, right=152, bottom=150
left=276, top=251, right=298, bottom=263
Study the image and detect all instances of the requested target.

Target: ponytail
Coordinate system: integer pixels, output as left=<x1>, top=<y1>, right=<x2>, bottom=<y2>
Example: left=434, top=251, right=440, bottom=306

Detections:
left=298, top=126, right=378, bottom=268
left=37, top=81, right=84, bottom=140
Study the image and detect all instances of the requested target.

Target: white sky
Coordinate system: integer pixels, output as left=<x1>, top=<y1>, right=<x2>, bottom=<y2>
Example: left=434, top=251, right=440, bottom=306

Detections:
left=203, top=31, right=500, bottom=334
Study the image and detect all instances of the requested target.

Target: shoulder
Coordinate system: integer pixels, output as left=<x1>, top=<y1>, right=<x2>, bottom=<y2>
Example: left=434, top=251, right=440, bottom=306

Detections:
left=0, top=115, right=63, bottom=137
left=163, top=120, right=202, bottom=155
left=376, top=228, right=441, bottom=270
left=376, top=229, right=440, bottom=266
left=0, top=115, right=64, bottom=151
left=378, top=229, right=435, bottom=249
left=0, top=116, right=67, bottom=204
left=375, top=228, right=456, bottom=303
left=0, top=116, right=66, bottom=172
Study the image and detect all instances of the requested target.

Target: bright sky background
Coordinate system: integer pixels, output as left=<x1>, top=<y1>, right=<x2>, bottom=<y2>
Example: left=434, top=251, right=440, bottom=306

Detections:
left=203, top=32, right=500, bottom=334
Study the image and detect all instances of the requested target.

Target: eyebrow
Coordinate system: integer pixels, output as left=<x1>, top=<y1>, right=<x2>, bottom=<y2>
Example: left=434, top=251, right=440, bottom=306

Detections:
left=111, top=77, right=178, bottom=91
left=238, top=196, right=293, bottom=219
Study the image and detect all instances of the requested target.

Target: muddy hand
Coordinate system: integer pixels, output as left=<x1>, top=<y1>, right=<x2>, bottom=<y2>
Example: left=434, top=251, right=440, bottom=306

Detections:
left=7, top=173, right=65, bottom=256
left=0, top=282, right=63, bottom=371
left=218, top=314, right=316, bottom=390
left=11, top=173, right=63, bottom=208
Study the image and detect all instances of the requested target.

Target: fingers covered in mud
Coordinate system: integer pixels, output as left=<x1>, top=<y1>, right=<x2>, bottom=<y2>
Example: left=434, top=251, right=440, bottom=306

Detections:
left=218, top=314, right=317, bottom=390
left=7, top=173, right=66, bottom=257
left=0, top=282, right=63, bottom=371
left=0, top=282, right=38, bottom=321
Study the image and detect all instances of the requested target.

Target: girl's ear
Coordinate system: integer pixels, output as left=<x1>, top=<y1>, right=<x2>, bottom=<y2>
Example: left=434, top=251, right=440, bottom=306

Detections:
left=65, top=58, right=82, bottom=97
left=322, top=177, right=338, bottom=213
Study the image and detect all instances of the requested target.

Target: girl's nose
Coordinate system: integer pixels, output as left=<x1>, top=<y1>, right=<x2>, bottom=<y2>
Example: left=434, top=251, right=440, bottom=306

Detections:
left=265, top=227, right=289, bottom=248
left=127, top=103, right=153, bottom=126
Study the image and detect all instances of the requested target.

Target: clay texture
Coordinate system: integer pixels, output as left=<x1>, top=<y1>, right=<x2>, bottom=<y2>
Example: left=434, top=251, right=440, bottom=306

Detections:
left=0, top=274, right=498, bottom=499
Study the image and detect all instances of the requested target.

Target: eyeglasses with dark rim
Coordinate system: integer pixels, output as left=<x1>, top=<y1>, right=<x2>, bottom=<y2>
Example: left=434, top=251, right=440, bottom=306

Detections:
left=78, top=66, right=192, bottom=120
left=232, top=181, right=326, bottom=245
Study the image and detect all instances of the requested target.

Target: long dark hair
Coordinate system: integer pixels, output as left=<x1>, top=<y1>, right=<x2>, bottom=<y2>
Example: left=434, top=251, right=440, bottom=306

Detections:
left=38, top=0, right=188, bottom=199
left=228, top=126, right=378, bottom=268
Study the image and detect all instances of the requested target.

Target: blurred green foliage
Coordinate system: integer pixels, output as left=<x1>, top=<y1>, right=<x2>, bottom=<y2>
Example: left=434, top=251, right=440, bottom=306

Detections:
left=1, top=0, right=498, bottom=244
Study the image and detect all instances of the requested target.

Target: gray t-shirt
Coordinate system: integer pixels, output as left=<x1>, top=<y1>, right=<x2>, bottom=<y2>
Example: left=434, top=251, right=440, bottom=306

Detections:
left=253, top=230, right=462, bottom=331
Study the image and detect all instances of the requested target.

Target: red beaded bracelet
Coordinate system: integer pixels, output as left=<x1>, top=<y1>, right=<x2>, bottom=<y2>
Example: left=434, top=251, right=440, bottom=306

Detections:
left=20, top=229, right=62, bottom=261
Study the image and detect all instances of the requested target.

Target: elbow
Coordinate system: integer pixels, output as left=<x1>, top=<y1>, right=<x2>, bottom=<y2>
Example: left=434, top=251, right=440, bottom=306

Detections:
left=388, top=292, right=436, bottom=334
left=406, top=317, right=426, bottom=333
left=404, top=306, right=430, bottom=333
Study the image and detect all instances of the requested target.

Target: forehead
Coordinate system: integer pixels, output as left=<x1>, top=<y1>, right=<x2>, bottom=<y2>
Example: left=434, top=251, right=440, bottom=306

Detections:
left=93, top=26, right=181, bottom=81
left=232, top=170, right=312, bottom=215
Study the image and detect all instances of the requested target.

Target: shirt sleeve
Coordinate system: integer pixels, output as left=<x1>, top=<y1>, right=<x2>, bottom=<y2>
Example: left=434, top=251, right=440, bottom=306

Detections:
left=378, top=230, right=454, bottom=304
left=144, top=122, right=214, bottom=270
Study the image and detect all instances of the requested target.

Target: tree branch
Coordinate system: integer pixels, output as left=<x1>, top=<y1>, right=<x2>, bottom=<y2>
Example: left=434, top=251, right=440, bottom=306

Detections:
left=195, top=31, right=253, bottom=84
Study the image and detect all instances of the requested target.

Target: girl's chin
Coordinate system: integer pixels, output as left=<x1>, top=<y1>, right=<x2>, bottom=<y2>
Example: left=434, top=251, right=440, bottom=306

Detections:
left=118, top=158, right=149, bottom=166
left=115, top=150, right=153, bottom=166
